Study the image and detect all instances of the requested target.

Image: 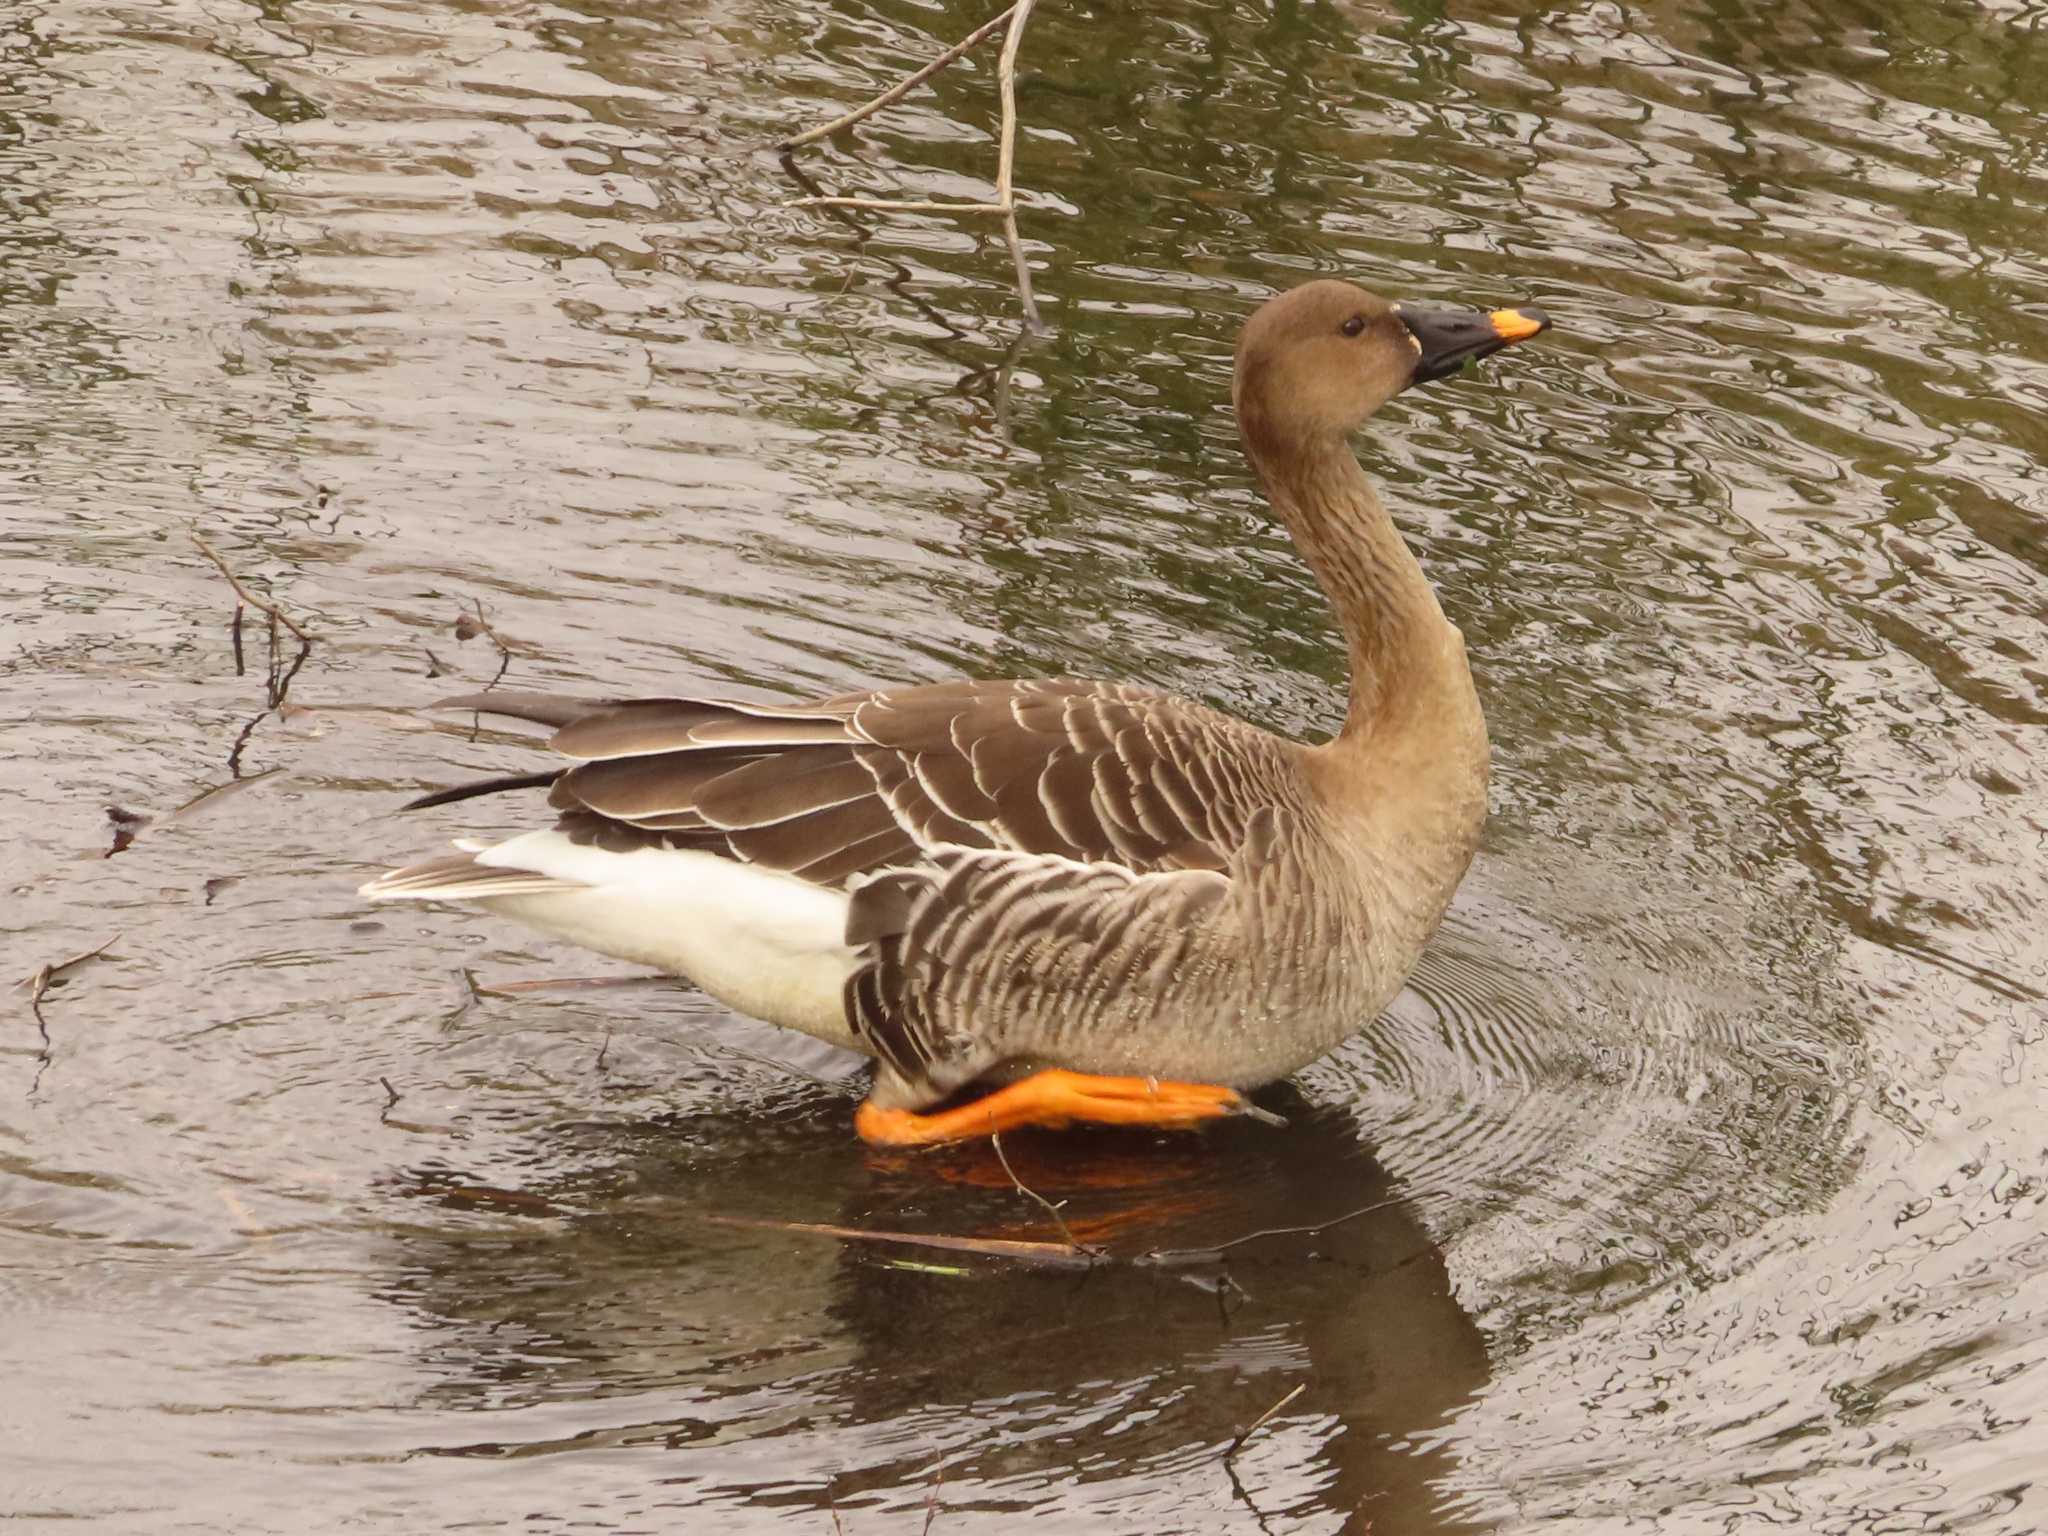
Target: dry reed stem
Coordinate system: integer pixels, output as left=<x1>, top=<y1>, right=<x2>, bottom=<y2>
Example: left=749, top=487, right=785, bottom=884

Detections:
left=1225, top=1381, right=1306, bottom=1461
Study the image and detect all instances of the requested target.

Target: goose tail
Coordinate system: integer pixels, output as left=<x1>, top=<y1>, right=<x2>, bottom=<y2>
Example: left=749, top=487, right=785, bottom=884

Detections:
left=357, top=848, right=587, bottom=903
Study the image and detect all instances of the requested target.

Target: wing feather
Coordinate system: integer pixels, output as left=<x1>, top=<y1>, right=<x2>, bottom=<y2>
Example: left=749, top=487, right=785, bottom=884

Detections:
left=551, top=698, right=850, bottom=760
left=552, top=751, right=770, bottom=821
left=393, top=678, right=1312, bottom=1082
left=407, top=678, right=1293, bottom=881
left=693, top=753, right=876, bottom=829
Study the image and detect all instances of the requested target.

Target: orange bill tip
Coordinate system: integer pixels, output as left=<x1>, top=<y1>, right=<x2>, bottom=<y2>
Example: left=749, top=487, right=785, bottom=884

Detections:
left=1488, top=307, right=1552, bottom=344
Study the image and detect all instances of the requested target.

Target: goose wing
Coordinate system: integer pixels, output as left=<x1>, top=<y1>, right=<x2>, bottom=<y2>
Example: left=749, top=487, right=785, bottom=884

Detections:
left=478, top=677, right=1293, bottom=882
left=410, top=679, right=1307, bottom=1082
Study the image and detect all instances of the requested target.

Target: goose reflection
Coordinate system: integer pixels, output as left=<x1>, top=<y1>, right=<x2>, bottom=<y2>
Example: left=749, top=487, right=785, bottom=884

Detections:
left=381, top=1076, right=1488, bottom=1534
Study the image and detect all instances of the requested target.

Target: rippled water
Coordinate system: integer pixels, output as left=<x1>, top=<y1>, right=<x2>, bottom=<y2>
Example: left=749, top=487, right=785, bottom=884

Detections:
left=6, top=0, right=2047, bottom=1529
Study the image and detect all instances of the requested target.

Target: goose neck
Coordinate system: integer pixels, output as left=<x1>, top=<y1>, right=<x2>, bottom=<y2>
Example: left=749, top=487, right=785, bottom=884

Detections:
left=1251, top=432, right=1470, bottom=744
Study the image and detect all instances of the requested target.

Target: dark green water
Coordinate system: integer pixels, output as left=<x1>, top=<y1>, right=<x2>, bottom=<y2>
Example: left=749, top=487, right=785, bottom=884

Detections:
left=5, top=0, right=2046, bottom=1529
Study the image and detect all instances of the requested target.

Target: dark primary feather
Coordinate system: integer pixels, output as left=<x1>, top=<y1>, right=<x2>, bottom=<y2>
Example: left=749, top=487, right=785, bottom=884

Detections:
left=403, top=770, right=561, bottom=812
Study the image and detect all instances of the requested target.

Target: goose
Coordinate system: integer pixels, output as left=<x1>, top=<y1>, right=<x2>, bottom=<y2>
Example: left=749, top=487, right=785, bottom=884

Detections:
left=360, top=280, right=1551, bottom=1145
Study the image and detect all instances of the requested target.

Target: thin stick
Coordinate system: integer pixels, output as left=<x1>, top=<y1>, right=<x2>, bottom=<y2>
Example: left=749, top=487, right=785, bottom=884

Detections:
left=380, top=1076, right=402, bottom=1110
left=26, top=969, right=50, bottom=1053
left=789, top=196, right=1010, bottom=214
left=19, top=933, right=119, bottom=1075
left=1225, top=1381, right=1306, bottom=1461
left=989, top=1130, right=1099, bottom=1256
left=230, top=604, right=245, bottom=676
left=191, top=533, right=314, bottom=643
left=778, top=3, right=1019, bottom=151
left=993, top=0, right=1034, bottom=209
left=920, top=1457, right=944, bottom=1536
left=1149, top=1193, right=1412, bottom=1264
left=994, top=0, right=1042, bottom=328
left=700, top=1212, right=1088, bottom=1265
left=456, top=599, right=515, bottom=688
left=1001, top=210, right=1041, bottom=330
left=18, top=933, right=121, bottom=999
left=783, top=0, right=1043, bottom=327
left=687, top=1192, right=1417, bottom=1274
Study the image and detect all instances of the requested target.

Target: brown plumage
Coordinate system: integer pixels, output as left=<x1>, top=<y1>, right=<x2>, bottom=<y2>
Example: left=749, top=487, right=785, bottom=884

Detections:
left=360, top=280, right=1552, bottom=1132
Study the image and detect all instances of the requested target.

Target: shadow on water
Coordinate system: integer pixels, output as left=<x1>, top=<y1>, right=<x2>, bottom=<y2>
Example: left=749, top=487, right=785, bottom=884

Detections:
left=381, top=1085, right=1488, bottom=1532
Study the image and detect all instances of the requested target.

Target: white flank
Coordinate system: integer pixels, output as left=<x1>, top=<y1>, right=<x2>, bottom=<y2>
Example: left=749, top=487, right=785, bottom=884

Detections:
left=366, top=830, right=865, bottom=1053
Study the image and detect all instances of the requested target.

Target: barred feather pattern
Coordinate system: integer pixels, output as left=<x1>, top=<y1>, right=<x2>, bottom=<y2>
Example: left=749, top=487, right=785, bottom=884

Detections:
left=397, top=677, right=1453, bottom=1104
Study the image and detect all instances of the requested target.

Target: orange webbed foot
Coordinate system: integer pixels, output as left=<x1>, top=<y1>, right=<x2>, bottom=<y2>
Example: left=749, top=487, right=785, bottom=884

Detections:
left=855, top=1069, right=1285, bottom=1147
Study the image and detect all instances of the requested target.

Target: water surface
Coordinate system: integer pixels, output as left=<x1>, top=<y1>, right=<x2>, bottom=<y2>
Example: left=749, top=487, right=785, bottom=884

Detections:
left=5, top=0, right=2047, bottom=1530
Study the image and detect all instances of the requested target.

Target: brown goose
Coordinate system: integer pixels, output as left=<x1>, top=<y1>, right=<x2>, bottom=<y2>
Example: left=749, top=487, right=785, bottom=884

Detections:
left=361, top=280, right=1551, bottom=1145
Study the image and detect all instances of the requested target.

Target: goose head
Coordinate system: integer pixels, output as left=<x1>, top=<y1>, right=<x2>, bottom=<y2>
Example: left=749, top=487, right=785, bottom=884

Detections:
left=1233, top=279, right=1550, bottom=452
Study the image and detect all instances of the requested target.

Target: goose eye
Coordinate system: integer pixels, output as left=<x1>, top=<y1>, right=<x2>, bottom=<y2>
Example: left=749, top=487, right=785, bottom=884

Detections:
left=1340, top=315, right=1366, bottom=338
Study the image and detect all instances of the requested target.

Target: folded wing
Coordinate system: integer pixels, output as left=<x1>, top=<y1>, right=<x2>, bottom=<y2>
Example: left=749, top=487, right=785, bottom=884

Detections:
left=397, top=679, right=1307, bottom=1084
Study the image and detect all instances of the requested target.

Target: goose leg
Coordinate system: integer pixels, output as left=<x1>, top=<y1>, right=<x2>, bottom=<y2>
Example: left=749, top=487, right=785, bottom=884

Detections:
left=854, top=1069, right=1281, bottom=1146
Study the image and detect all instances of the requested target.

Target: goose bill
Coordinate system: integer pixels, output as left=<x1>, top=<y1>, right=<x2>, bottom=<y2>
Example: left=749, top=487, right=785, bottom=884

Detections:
left=1399, top=303, right=1552, bottom=384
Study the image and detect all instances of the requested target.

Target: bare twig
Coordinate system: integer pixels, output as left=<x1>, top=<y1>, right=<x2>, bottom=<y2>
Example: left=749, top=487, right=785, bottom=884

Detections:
left=993, top=0, right=1032, bottom=210
left=1226, top=1381, right=1306, bottom=1461
left=440, top=968, right=487, bottom=1027
left=596, top=1028, right=613, bottom=1072
left=921, top=1457, right=944, bottom=1535
left=994, top=0, right=1042, bottom=329
left=25, top=971, right=51, bottom=1053
left=688, top=1190, right=1418, bottom=1275
left=783, top=0, right=1043, bottom=327
left=1149, top=1193, right=1413, bottom=1264
left=778, top=3, right=1019, bottom=151
left=267, top=621, right=310, bottom=710
left=380, top=1076, right=402, bottom=1110
left=989, top=1130, right=1100, bottom=1257
left=788, top=196, right=1011, bottom=214
left=18, top=933, right=121, bottom=1001
left=191, top=532, right=314, bottom=643
left=197, top=538, right=313, bottom=774
left=700, top=1212, right=1088, bottom=1265
left=19, top=934, right=119, bottom=1092
left=453, top=599, right=515, bottom=688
